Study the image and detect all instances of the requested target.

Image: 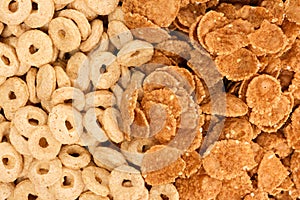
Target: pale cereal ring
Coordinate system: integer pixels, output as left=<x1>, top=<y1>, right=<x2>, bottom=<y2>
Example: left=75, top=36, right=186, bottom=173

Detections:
left=79, top=191, right=109, bottom=200
left=12, top=105, right=48, bottom=138
left=15, top=62, right=31, bottom=76
left=93, top=147, right=127, bottom=171
left=92, top=32, right=110, bottom=53
left=68, top=0, right=97, bottom=21
left=54, top=0, right=75, bottom=4
left=0, top=42, right=19, bottom=77
left=58, top=9, right=91, bottom=40
left=49, top=17, right=81, bottom=52
left=36, top=64, right=56, bottom=101
left=117, top=40, right=154, bottom=67
left=9, top=125, right=31, bottom=156
left=58, top=144, right=91, bottom=170
left=54, top=66, right=71, bottom=88
left=102, top=107, right=124, bottom=143
left=108, top=7, right=125, bottom=22
left=16, top=30, right=54, bottom=67
left=0, top=182, right=14, bottom=200
left=14, top=180, right=38, bottom=200
left=0, top=77, right=29, bottom=120
left=66, top=52, right=90, bottom=91
left=107, top=20, right=133, bottom=49
left=51, top=167, right=84, bottom=200
left=80, top=19, right=104, bottom=52
left=85, top=90, right=116, bottom=110
left=85, top=0, right=119, bottom=15
left=48, top=104, right=83, bottom=144
left=26, top=67, right=40, bottom=104
left=51, top=87, right=85, bottom=111
left=89, top=52, right=121, bottom=89
left=0, top=0, right=32, bottom=25
left=82, top=166, right=110, bottom=196
left=149, top=184, right=179, bottom=200
left=28, top=125, right=61, bottom=160
left=109, top=165, right=149, bottom=200
left=24, top=0, right=55, bottom=28
left=0, top=122, right=10, bottom=143
left=0, top=142, right=23, bottom=182
left=28, top=158, right=62, bottom=187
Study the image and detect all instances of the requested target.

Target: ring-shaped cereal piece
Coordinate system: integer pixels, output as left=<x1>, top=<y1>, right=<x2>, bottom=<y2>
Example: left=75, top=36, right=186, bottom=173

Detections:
left=90, top=52, right=121, bottom=89
left=24, top=0, right=55, bottom=28
left=0, top=77, right=29, bottom=120
left=28, top=125, right=61, bottom=160
left=51, top=87, right=85, bottom=111
left=16, top=30, right=54, bottom=67
left=68, top=0, right=97, bottom=21
left=58, top=9, right=91, bottom=40
left=82, top=166, right=110, bottom=196
left=86, top=0, right=119, bottom=15
left=0, top=0, right=32, bottom=25
left=109, top=165, right=149, bottom=200
left=0, top=42, right=19, bottom=77
left=0, top=122, right=10, bottom=143
left=49, top=17, right=81, bottom=52
left=54, top=66, right=71, bottom=88
left=12, top=105, right=48, bottom=138
left=15, top=62, right=31, bottom=76
left=26, top=67, right=41, bottom=104
left=58, top=144, right=91, bottom=170
left=14, top=180, right=38, bottom=199
left=80, top=19, right=104, bottom=52
left=48, top=104, right=83, bottom=144
left=107, top=20, right=133, bottom=49
left=93, top=147, right=127, bottom=171
left=0, top=142, right=23, bottom=182
left=9, top=125, right=31, bottom=156
left=28, top=158, right=62, bottom=187
left=36, top=64, right=56, bottom=101
left=0, top=182, right=14, bottom=199
left=149, top=184, right=179, bottom=200
left=50, top=167, right=84, bottom=200
left=85, top=90, right=116, bottom=110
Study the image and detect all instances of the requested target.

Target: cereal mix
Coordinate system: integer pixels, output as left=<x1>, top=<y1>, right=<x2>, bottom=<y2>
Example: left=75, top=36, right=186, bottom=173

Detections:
left=0, top=0, right=300, bottom=199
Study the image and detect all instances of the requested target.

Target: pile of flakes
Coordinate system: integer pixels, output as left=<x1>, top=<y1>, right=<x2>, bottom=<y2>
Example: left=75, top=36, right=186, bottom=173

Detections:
left=0, top=0, right=299, bottom=199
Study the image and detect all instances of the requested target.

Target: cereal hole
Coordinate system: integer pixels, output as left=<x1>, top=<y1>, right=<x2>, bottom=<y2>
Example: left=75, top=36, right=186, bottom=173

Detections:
left=28, top=118, right=39, bottom=126
left=122, top=179, right=133, bottom=187
left=130, top=50, right=141, bottom=57
left=99, top=64, right=107, bottom=74
left=63, top=99, right=73, bottom=104
left=65, top=120, right=73, bottom=130
left=160, top=194, right=169, bottom=200
left=28, top=194, right=38, bottom=200
left=63, top=175, right=73, bottom=187
left=38, top=137, right=49, bottom=148
left=38, top=167, right=49, bottom=175
left=32, top=2, right=38, bottom=10
left=8, top=0, right=18, bottom=13
left=68, top=152, right=80, bottom=157
left=95, top=176, right=102, bottom=184
left=29, top=45, right=39, bottom=54
left=58, top=30, right=66, bottom=39
left=1, top=135, right=9, bottom=143
left=1, top=55, right=11, bottom=65
left=8, top=91, right=16, bottom=100
left=1, top=156, right=15, bottom=169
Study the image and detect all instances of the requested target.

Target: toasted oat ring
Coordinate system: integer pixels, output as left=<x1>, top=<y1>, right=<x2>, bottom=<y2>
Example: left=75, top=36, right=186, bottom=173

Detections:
left=26, top=67, right=40, bottom=104
left=9, top=125, right=31, bottom=156
left=107, top=20, right=133, bottom=49
left=86, top=0, right=119, bottom=15
left=49, top=17, right=81, bottom=52
left=28, top=125, right=61, bottom=160
left=0, top=142, right=23, bottom=182
left=149, top=184, right=179, bottom=200
left=58, top=9, right=91, bottom=40
left=12, top=105, right=48, bottom=138
left=82, top=166, right=110, bottom=196
left=28, top=158, right=62, bottom=187
left=85, top=90, right=116, bottom=110
left=0, top=77, right=29, bottom=120
left=58, top=144, right=91, bottom=170
left=16, top=30, right=54, bottom=67
left=0, top=122, right=10, bottom=143
left=36, top=64, right=57, bottom=101
left=0, top=182, right=14, bottom=199
left=90, top=52, right=121, bottom=89
left=14, top=180, right=38, bottom=199
left=51, top=167, right=84, bottom=200
left=0, top=42, right=19, bottom=77
left=49, top=104, right=83, bottom=144
left=68, top=0, right=97, bottom=21
left=80, top=19, right=104, bottom=52
left=54, top=66, right=71, bottom=88
left=24, top=0, right=55, bottom=28
left=51, top=87, right=85, bottom=111
left=0, top=0, right=32, bottom=25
